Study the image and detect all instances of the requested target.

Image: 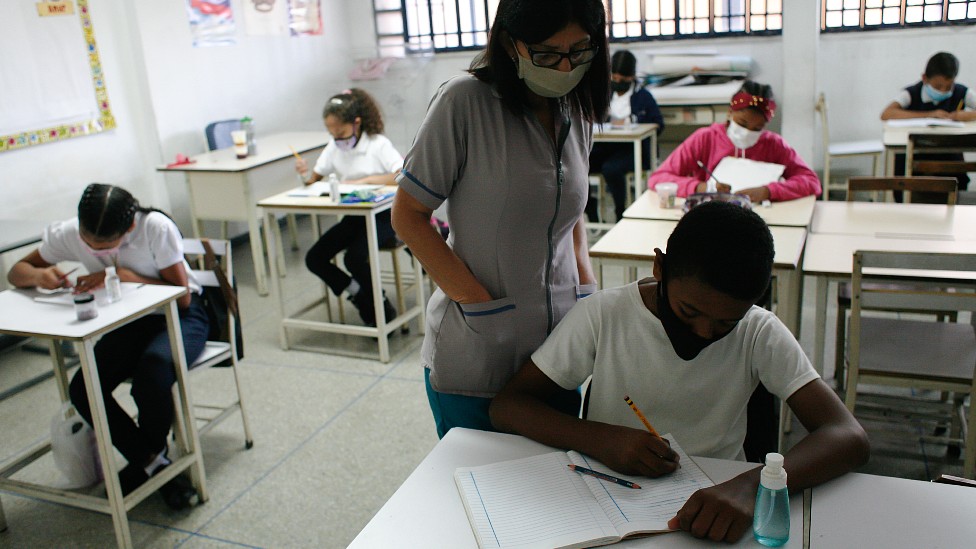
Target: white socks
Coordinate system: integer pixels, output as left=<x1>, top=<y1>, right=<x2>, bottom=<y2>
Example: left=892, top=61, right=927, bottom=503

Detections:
left=144, top=448, right=171, bottom=477
left=345, top=280, right=361, bottom=299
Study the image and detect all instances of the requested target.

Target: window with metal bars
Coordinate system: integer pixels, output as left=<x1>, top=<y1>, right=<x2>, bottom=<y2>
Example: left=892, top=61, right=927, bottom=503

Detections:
left=822, top=0, right=976, bottom=32
left=372, top=1, right=782, bottom=57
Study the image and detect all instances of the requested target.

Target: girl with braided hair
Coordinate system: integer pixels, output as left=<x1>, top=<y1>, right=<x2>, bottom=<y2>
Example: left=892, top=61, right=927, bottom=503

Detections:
left=294, top=88, right=403, bottom=326
left=7, top=183, right=208, bottom=507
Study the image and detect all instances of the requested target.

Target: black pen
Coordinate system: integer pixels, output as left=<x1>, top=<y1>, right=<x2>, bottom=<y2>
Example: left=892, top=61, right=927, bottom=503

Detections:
left=568, top=464, right=641, bottom=489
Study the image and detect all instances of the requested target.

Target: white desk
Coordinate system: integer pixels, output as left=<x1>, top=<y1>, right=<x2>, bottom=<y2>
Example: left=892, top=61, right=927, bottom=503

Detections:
left=624, top=191, right=816, bottom=228
left=157, top=131, right=328, bottom=296
left=259, top=188, right=424, bottom=363
left=811, top=201, right=976, bottom=240
left=809, top=472, right=976, bottom=547
left=594, top=123, right=660, bottom=204
left=881, top=121, right=976, bottom=175
left=803, top=232, right=976, bottom=375
left=349, top=428, right=804, bottom=548
left=588, top=219, right=807, bottom=337
left=0, top=284, right=207, bottom=549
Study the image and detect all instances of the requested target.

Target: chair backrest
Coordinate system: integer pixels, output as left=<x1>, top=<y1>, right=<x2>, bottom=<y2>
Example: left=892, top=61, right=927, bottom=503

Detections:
left=851, top=251, right=976, bottom=315
left=183, top=238, right=236, bottom=359
left=906, top=132, right=976, bottom=176
left=846, top=176, right=958, bottom=204
left=204, top=119, right=243, bottom=151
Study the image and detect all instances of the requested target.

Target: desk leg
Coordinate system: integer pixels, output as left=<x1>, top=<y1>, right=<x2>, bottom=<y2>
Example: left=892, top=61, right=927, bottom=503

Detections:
left=264, top=211, right=289, bottom=350
left=813, top=276, right=828, bottom=377
left=49, top=339, right=71, bottom=403
left=632, top=139, right=642, bottom=206
left=164, top=301, right=208, bottom=504
left=366, top=212, right=390, bottom=363
left=774, top=269, right=802, bottom=337
left=884, top=145, right=896, bottom=177
left=78, top=339, right=131, bottom=549
left=650, top=133, right=658, bottom=170
left=802, top=488, right=812, bottom=549
left=248, top=210, right=269, bottom=296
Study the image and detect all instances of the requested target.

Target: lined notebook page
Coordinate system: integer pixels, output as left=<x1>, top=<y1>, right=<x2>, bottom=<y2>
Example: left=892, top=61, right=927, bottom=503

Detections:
left=455, top=452, right=618, bottom=549
left=569, top=436, right=714, bottom=534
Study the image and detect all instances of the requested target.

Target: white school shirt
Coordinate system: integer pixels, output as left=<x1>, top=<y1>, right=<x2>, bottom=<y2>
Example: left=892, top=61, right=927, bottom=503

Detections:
left=312, top=132, right=403, bottom=180
left=531, top=282, right=819, bottom=461
left=894, top=87, right=976, bottom=109
left=39, top=211, right=201, bottom=294
left=609, top=87, right=634, bottom=122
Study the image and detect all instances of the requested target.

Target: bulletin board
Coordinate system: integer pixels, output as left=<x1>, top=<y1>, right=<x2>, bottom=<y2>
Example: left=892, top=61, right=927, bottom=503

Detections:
left=0, top=0, right=115, bottom=153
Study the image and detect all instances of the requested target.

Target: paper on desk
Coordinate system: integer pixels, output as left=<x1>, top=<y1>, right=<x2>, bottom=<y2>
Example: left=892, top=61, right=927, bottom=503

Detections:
left=711, top=157, right=785, bottom=193
left=287, top=182, right=382, bottom=197
left=885, top=118, right=965, bottom=128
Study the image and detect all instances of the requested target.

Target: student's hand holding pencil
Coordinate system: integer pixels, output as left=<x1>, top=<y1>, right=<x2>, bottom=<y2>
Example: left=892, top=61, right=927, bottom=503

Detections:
left=38, top=266, right=76, bottom=291
left=589, top=423, right=679, bottom=478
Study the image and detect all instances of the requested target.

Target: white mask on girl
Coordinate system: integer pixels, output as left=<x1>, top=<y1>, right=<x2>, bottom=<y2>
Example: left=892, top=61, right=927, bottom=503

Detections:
left=726, top=119, right=763, bottom=150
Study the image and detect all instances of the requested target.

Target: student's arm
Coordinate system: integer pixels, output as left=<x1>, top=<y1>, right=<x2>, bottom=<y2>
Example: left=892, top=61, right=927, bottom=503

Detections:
left=739, top=138, right=822, bottom=202
left=490, top=360, right=680, bottom=477
left=294, top=156, right=324, bottom=185
left=949, top=90, right=976, bottom=121
left=344, top=172, right=397, bottom=187
left=880, top=101, right=951, bottom=120
left=391, top=188, right=492, bottom=304
left=668, top=378, right=869, bottom=543
left=573, top=215, right=596, bottom=285
left=647, top=132, right=729, bottom=196
left=7, top=249, right=67, bottom=290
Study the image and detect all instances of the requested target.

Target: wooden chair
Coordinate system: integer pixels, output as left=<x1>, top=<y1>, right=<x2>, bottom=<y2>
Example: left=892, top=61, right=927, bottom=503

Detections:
left=834, top=176, right=959, bottom=383
left=906, top=132, right=976, bottom=178
left=816, top=93, right=883, bottom=200
left=179, top=238, right=254, bottom=449
left=845, top=250, right=976, bottom=478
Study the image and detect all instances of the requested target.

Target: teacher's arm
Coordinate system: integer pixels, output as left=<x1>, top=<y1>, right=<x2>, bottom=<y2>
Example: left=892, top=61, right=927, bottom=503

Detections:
left=391, top=188, right=492, bottom=304
left=573, top=215, right=596, bottom=285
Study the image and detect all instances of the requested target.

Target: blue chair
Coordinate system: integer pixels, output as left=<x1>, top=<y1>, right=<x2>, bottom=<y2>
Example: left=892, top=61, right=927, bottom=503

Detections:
left=204, top=119, right=242, bottom=151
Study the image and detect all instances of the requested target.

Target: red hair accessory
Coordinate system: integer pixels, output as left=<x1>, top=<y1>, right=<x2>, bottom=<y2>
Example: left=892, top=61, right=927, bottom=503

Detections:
left=730, top=92, right=777, bottom=121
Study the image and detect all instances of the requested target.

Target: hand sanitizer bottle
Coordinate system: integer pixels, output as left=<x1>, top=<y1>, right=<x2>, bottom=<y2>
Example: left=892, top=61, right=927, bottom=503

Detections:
left=753, top=452, right=790, bottom=547
left=328, top=173, right=341, bottom=204
left=104, top=266, right=123, bottom=304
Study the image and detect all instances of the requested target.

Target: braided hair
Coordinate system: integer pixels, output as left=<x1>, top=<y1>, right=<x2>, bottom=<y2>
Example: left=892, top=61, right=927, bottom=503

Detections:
left=78, top=183, right=175, bottom=241
left=322, top=88, right=385, bottom=135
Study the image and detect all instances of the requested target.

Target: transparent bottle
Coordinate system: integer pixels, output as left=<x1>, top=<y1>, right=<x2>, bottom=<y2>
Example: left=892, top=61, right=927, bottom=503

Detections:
left=753, top=452, right=790, bottom=547
left=73, top=292, right=98, bottom=321
left=241, top=116, right=257, bottom=156
left=328, top=173, right=341, bottom=204
left=104, top=266, right=122, bottom=304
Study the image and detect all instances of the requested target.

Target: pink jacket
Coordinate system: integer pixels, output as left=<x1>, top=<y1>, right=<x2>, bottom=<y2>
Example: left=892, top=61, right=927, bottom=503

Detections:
left=647, top=123, right=821, bottom=201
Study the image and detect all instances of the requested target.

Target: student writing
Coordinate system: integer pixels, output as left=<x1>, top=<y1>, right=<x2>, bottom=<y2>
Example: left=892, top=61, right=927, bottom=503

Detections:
left=880, top=51, right=976, bottom=123
left=490, top=201, right=869, bottom=543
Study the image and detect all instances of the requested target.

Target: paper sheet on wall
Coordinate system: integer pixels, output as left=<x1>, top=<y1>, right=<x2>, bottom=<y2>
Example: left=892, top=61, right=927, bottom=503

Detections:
left=243, top=0, right=288, bottom=36
left=288, top=0, right=322, bottom=36
left=710, top=157, right=785, bottom=193
left=185, top=0, right=236, bottom=47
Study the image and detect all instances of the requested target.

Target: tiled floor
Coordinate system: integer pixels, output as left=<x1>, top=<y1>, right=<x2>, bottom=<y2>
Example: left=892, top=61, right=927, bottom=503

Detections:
left=0, top=215, right=969, bottom=548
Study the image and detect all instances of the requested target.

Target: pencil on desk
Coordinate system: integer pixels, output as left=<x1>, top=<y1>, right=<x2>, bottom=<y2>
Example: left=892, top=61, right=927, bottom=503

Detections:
left=624, top=395, right=660, bottom=437
left=568, top=464, right=641, bottom=489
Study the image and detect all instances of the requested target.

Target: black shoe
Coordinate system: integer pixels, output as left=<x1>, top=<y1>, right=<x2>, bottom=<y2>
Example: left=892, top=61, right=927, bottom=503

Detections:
left=159, top=473, right=199, bottom=510
left=118, top=463, right=150, bottom=496
left=350, top=291, right=376, bottom=326
left=383, top=298, right=397, bottom=324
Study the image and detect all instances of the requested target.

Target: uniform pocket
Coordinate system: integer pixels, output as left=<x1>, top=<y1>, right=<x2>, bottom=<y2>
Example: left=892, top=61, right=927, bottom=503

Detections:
left=576, top=283, right=598, bottom=300
left=429, top=297, right=518, bottom=395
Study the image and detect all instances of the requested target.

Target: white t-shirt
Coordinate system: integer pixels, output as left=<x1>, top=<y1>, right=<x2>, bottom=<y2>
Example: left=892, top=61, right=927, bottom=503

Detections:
left=312, top=132, right=403, bottom=180
left=39, top=211, right=201, bottom=294
left=894, top=87, right=976, bottom=109
left=531, top=281, right=819, bottom=461
left=609, top=88, right=634, bottom=122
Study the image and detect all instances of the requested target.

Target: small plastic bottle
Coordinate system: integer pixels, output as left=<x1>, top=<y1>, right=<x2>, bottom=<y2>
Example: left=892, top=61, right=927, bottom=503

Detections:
left=328, top=173, right=341, bottom=204
left=241, top=116, right=257, bottom=156
left=104, top=266, right=122, bottom=304
left=753, top=452, right=790, bottom=547
left=73, top=292, right=98, bottom=321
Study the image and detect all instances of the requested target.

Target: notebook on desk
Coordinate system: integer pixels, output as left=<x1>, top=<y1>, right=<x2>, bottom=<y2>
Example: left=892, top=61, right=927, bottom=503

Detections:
left=711, top=157, right=785, bottom=193
left=287, top=182, right=382, bottom=197
left=454, top=435, right=712, bottom=549
left=885, top=118, right=965, bottom=128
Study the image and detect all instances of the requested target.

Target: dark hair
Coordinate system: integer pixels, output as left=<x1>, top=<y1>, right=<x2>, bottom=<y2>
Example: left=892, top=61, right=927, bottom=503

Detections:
left=78, top=183, right=174, bottom=241
left=925, top=52, right=959, bottom=79
left=468, top=0, right=610, bottom=122
left=665, top=201, right=774, bottom=302
left=611, top=50, right=637, bottom=77
left=322, top=88, right=385, bottom=135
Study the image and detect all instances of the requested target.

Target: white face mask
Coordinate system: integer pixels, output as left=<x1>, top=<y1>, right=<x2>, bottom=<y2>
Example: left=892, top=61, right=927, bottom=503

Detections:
left=726, top=119, right=762, bottom=150
left=515, top=54, right=589, bottom=98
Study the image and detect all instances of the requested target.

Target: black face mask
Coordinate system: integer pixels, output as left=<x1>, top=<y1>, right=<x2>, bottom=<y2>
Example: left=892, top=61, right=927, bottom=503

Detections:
left=656, top=267, right=733, bottom=361
left=610, top=80, right=632, bottom=93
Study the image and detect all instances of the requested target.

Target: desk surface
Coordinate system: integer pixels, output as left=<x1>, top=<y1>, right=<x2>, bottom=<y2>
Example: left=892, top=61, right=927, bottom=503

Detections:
left=593, top=123, right=659, bottom=141
left=810, top=201, right=976, bottom=240
left=350, top=428, right=802, bottom=548
left=624, top=192, right=816, bottom=228
left=590, top=218, right=807, bottom=270
left=156, top=131, right=328, bottom=173
left=810, top=472, right=976, bottom=547
left=802, top=232, right=976, bottom=279
left=0, top=284, right=185, bottom=340
left=0, top=219, right=50, bottom=254
left=257, top=186, right=398, bottom=212
left=882, top=120, right=976, bottom=147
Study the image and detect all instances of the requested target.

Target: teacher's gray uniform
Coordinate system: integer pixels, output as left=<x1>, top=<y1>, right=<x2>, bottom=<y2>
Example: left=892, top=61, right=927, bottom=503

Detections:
left=397, top=75, right=595, bottom=398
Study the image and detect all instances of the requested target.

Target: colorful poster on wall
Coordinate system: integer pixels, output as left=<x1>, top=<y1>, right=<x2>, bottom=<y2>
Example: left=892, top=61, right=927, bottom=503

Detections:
left=243, top=0, right=287, bottom=36
left=288, top=0, right=322, bottom=36
left=185, top=0, right=236, bottom=47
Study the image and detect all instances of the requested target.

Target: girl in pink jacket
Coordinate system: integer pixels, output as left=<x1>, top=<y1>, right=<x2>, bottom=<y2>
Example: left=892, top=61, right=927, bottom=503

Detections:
left=648, top=81, right=821, bottom=203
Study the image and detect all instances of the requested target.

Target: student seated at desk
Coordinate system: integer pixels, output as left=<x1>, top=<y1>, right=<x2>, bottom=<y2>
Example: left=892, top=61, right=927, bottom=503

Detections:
left=294, top=88, right=403, bottom=326
left=647, top=80, right=821, bottom=203
left=490, top=201, right=869, bottom=543
left=7, top=184, right=206, bottom=509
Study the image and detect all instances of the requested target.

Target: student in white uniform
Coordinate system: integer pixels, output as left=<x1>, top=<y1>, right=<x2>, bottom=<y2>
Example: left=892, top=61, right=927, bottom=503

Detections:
left=491, top=201, right=869, bottom=543
left=294, top=88, right=403, bottom=325
left=7, top=184, right=207, bottom=508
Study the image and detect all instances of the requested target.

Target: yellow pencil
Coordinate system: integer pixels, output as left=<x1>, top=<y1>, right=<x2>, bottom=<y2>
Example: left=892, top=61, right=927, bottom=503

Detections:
left=288, top=145, right=302, bottom=160
left=623, top=395, right=660, bottom=437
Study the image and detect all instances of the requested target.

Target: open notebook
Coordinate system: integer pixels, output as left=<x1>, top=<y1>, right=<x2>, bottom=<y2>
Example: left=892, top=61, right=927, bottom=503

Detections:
left=454, top=436, right=713, bottom=549
left=286, top=181, right=381, bottom=197
left=710, top=157, right=785, bottom=193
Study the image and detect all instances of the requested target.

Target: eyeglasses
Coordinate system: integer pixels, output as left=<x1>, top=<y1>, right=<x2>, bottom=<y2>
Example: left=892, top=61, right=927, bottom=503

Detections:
left=682, top=192, right=753, bottom=214
left=525, top=45, right=599, bottom=68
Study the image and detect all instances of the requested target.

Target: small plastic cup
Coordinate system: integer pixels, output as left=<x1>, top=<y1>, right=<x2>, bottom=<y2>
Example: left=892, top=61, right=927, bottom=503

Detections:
left=231, top=130, right=248, bottom=159
left=656, top=183, right=678, bottom=209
